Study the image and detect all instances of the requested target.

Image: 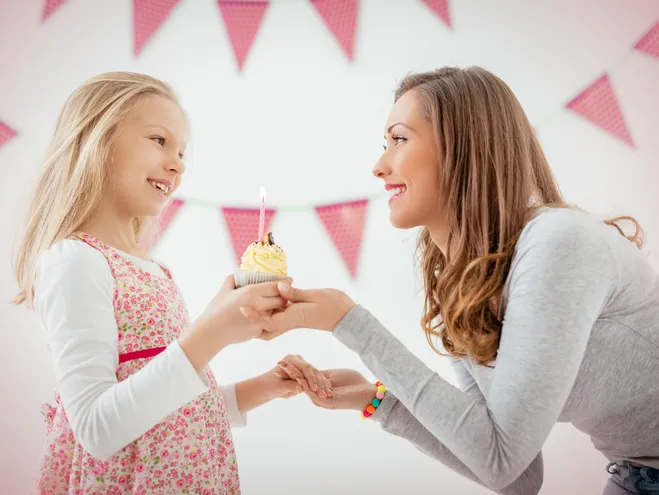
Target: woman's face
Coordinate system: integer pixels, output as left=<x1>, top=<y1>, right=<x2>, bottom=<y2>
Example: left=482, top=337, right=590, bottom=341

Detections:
left=373, top=90, right=444, bottom=232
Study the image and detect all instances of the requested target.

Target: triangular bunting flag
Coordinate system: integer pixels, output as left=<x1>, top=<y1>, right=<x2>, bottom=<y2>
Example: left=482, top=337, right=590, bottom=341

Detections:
left=311, top=0, right=359, bottom=61
left=420, top=0, right=451, bottom=28
left=0, top=121, right=17, bottom=150
left=315, top=199, right=367, bottom=279
left=133, top=0, right=183, bottom=56
left=222, top=207, right=276, bottom=265
left=143, top=198, right=185, bottom=251
left=566, top=74, right=633, bottom=147
left=42, top=0, right=68, bottom=21
left=218, top=1, right=269, bottom=71
left=634, top=21, right=659, bottom=58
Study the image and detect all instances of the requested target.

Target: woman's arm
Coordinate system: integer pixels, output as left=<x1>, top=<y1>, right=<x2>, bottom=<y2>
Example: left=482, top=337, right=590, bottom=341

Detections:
left=332, top=212, right=617, bottom=490
left=375, top=392, right=544, bottom=494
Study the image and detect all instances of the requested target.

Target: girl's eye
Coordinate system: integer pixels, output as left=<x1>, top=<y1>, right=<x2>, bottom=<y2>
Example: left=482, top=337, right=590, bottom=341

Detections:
left=152, top=137, right=165, bottom=146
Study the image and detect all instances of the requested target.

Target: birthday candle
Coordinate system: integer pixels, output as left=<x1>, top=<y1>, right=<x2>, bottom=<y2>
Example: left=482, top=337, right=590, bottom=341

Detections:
left=258, top=186, right=266, bottom=241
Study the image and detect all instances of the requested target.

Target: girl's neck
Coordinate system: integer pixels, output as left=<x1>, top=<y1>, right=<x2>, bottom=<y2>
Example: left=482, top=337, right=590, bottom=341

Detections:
left=79, top=205, right=151, bottom=262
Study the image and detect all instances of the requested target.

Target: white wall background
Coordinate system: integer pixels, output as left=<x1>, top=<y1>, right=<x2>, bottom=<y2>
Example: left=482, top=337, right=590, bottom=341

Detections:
left=1, top=1, right=658, bottom=493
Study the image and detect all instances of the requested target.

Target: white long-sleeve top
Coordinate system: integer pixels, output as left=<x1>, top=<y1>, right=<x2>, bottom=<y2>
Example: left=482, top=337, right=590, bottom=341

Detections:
left=34, top=239, right=245, bottom=461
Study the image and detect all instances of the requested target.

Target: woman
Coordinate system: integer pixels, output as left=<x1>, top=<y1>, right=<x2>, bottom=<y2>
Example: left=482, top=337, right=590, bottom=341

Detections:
left=244, top=67, right=659, bottom=494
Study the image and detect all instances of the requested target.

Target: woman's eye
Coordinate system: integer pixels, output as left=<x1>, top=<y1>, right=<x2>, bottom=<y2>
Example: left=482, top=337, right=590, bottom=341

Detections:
left=393, top=135, right=407, bottom=145
left=152, top=137, right=165, bottom=146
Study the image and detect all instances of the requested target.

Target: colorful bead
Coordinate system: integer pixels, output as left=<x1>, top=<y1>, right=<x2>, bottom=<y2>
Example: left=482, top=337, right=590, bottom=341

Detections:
left=362, top=381, right=386, bottom=420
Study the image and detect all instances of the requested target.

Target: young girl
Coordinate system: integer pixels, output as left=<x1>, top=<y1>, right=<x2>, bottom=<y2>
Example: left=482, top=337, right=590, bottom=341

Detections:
left=245, top=67, right=659, bottom=495
left=14, top=71, right=309, bottom=494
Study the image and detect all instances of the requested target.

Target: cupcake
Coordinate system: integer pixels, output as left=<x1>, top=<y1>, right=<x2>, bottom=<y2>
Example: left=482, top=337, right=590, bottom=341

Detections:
left=234, top=232, right=288, bottom=287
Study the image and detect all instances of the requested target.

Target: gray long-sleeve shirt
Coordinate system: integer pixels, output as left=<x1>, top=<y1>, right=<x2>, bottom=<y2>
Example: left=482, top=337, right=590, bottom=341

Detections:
left=333, top=208, right=659, bottom=494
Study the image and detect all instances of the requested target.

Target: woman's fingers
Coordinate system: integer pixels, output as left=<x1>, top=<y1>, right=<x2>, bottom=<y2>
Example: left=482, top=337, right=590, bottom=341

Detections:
left=251, top=296, right=288, bottom=312
left=277, top=361, right=311, bottom=392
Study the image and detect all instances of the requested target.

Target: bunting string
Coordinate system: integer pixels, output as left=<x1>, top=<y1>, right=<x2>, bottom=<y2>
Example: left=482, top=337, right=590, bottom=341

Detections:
left=1, top=5, right=656, bottom=278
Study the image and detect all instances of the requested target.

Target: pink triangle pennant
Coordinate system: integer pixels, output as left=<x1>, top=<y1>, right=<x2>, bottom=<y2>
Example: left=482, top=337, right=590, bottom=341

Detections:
left=142, top=198, right=185, bottom=251
left=311, top=0, right=359, bottom=61
left=42, top=0, right=68, bottom=21
left=133, top=0, right=183, bottom=56
left=222, top=207, right=276, bottom=265
left=218, top=1, right=269, bottom=71
left=566, top=74, right=633, bottom=147
left=0, top=121, right=17, bottom=150
left=316, top=199, right=368, bottom=279
left=420, top=0, right=451, bottom=28
left=634, top=21, right=659, bottom=58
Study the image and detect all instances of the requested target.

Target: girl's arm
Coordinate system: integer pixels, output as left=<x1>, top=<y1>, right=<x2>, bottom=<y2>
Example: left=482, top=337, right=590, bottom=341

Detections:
left=218, top=369, right=300, bottom=427
left=36, top=241, right=215, bottom=461
left=233, top=370, right=299, bottom=416
left=331, top=210, right=617, bottom=490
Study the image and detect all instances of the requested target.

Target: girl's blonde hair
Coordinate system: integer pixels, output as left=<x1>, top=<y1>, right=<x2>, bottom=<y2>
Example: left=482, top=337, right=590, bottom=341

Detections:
left=397, top=67, right=643, bottom=366
left=13, top=71, right=179, bottom=307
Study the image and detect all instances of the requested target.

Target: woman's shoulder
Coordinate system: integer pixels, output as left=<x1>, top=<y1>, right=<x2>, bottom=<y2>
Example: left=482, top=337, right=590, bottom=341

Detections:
left=515, top=208, right=625, bottom=260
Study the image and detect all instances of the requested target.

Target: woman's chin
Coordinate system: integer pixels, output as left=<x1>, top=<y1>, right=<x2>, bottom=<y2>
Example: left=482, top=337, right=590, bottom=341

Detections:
left=389, top=211, right=417, bottom=230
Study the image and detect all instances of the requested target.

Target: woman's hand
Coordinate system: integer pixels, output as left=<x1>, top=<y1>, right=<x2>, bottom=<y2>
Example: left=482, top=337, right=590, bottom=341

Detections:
left=203, top=275, right=292, bottom=345
left=278, top=355, right=377, bottom=411
left=180, top=276, right=291, bottom=372
left=241, top=283, right=356, bottom=339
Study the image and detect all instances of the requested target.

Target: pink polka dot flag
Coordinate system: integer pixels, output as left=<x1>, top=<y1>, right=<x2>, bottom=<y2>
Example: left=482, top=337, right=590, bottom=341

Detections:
left=310, top=0, right=359, bottom=61
left=0, top=121, right=17, bottom=150
left=635, top=21, right=659, bottom=59
left=42, top=0, right=68, bottom=21
left=133, top=0, right=183, bottom=56
left=218, top=1, right=270, bottom=71
left=315, top=199, right=368, bottom=279
left=222, top=207, right=276, bottom=266
left=421, top=0, right=451, bottom=28
left=566, top=74, right=634, bottom=147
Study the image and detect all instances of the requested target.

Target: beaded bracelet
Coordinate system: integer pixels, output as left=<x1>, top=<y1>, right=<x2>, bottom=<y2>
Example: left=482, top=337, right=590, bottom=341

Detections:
left=362, top=381, right=386, bottom=419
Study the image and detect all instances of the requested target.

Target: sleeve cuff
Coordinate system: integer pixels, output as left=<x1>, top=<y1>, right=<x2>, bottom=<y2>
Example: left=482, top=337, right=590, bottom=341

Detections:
left=332, top=304, right=372, bottom=354
left=219, top=383, right=247, bottom=427
left=168, top=340, right=210, bottom=395
left=370, top=391, right=398, bottom=425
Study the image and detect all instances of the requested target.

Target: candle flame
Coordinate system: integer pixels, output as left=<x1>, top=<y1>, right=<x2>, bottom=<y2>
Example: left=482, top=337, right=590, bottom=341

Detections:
left=260, top=186, right=266, bottom=201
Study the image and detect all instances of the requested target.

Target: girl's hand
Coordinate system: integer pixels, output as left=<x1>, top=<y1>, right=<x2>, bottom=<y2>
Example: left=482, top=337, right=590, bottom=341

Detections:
left=241, top=284, right=355, bottom=339
left=273, top=354, right=333, bottom=399
left=278, top=355, right=377, bottom=411
left=202, top=275, right=292, bottom=346
left=180, top=276, right=290, bottom=372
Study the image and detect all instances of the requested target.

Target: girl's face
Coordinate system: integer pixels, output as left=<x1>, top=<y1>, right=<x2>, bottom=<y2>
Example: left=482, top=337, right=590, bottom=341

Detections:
left=372, top=90, right=445, bottom=232
left=107, top=95, right=187, bottom=218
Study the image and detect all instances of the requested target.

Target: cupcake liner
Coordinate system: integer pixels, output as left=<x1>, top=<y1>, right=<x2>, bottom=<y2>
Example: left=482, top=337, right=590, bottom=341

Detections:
left=234, top=269, right=287, bottom=288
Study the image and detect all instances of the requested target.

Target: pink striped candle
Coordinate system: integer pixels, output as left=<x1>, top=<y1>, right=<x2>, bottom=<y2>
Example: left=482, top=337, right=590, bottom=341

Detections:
left=258, top=186, right=266, bottom=241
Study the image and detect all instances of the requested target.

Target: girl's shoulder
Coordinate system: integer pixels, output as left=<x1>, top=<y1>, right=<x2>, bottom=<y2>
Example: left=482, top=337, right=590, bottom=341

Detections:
left=38, top=237, right=108, bottom=269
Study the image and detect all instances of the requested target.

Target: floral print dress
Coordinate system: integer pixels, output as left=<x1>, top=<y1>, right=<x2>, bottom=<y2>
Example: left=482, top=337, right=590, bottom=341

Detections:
left=36, top=232, right=240, bottom=494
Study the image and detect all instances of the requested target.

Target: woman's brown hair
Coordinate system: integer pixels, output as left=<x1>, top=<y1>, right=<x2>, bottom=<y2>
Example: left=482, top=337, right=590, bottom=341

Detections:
left=398, top=67, right=643, bottom=366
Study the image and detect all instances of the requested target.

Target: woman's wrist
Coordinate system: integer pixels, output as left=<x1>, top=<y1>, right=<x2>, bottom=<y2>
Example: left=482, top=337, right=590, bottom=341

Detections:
left=358, top=383, right=378, bottom=411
